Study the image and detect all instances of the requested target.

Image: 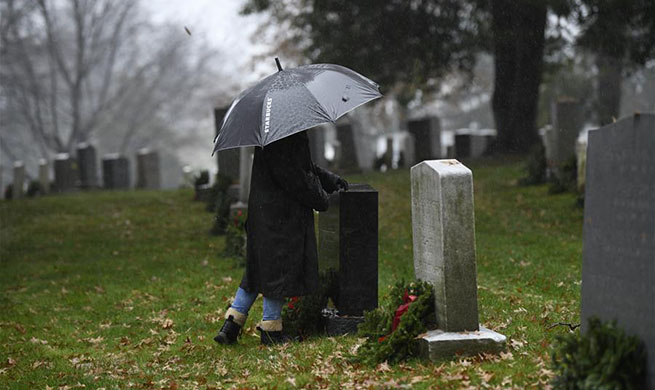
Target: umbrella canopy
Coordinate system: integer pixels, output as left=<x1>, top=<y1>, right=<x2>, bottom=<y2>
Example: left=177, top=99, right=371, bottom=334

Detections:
left=212, top=60, right=382, bottom=154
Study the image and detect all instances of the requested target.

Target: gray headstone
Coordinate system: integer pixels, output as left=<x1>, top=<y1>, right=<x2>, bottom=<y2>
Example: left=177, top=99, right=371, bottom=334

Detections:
left=38, top=159, right=50, bottom=194
left=411, top=160, right=479, bottom=331
left=318, top=185, right=378, bottom=317
left=238, top=147, right=254, bottom=204
left=102, top=154, right=130, bottom=189
left=12, top=161, right=25, bottom=198
left=136, top=148, right=160, bottom=189
left=308, top=128, right=327, bottom=168
left=549, top=98, right=584, bottom=178
left=54, top=153, right=78, bottom=192
left=411, top=159, right=505, bottom=360
left=384, top=136, right=394, bottom=169
left=215, top=107, right=240, bottom=182
left=576, top=137, right=587, bottom=192
left=399, top=132, right=416, bottom=168
left=76, top=143, right=98, bottom=189
left=581, top=113, right=655, bottom=390
left=408, top=117, right=441, bottom=161
left=336, top=123, right=359, bottom=172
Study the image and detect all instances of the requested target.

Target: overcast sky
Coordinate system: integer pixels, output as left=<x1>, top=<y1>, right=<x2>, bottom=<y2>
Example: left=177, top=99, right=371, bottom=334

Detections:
left=146, top=0, right=266, bottom=87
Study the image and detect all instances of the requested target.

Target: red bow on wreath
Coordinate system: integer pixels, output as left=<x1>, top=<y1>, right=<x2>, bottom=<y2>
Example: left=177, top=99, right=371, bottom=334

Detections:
left=378, top=290, right=417, bottom=342
left=288, top=296, right=300, bottom=310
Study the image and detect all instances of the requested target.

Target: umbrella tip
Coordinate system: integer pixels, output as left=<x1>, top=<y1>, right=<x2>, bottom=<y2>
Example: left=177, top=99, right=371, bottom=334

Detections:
left=275, top=57, right=283, bottom=72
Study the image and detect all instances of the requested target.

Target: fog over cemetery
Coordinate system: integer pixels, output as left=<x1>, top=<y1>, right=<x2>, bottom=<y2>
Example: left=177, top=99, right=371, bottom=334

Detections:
left=1, top=0, right=654, bottom=389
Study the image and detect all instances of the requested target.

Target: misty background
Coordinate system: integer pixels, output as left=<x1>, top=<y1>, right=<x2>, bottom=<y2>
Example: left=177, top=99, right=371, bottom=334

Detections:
left=1, top=0, right=653, bottom=188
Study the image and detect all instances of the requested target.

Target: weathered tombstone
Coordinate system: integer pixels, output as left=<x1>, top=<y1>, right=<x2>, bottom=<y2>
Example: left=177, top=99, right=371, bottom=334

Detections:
left=308, top=127, right=327, bottom=168
left=12, top=161, right=25, bottom=199
left=408, top=117, right=441, bottom=162
left=336, top=123, right=359, bottom=172
left=215, top=107, right=240, bottom=182
left=411, top=159, right=505, bottom=360
left=581, top=113, right=655, bottom=390
left=102, top=154, right=130, bottom=189
left=136, top=148, right=160, bottom=189
left=54, top=153, right=77, bottom=192
left=549, top=98, right=584, bottom=179
left=38, top=159, right=50, bottom=194
left=318, top=184, right=379, bottom=334
left=76, top=143, right=98, bottom=189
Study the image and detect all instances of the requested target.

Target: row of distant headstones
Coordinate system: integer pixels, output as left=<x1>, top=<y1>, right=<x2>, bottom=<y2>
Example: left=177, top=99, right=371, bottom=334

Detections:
left=4, top=144, right=161, bottom=199
left=215, top=100, right=584, bottom=178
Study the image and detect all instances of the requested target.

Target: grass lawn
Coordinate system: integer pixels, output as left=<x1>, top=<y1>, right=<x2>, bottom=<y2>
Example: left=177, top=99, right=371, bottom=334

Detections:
left=0, top=157, right=583, bottom=389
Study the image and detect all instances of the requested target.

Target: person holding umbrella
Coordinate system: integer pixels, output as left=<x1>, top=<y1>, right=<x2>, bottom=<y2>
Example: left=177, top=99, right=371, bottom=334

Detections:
left=212, top=59, right=381, bottom=346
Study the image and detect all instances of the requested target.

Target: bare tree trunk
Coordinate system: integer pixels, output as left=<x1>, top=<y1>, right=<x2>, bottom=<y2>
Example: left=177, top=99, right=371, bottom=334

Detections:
left=491, top=0, right=547, bottom=154
left=596, top=54, right=622, bottom=125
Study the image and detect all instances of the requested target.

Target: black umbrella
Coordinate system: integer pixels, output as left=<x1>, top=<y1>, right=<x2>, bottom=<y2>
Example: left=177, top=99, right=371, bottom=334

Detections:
left=212, top=58, right=382, bottom=154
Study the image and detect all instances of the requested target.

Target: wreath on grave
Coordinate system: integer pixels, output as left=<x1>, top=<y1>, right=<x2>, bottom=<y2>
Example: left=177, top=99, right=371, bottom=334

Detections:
left=282, top=271, right=337, bottom=340
left=354, top=280, right=436, bottom=365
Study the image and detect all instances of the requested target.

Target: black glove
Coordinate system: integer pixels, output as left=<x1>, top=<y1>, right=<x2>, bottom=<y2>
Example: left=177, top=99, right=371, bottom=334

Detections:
left=335, top=176, right=349, bottom=191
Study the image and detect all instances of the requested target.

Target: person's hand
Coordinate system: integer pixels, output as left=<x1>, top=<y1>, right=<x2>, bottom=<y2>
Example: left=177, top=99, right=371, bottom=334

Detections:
left=336, top=177, right=349, bottom=191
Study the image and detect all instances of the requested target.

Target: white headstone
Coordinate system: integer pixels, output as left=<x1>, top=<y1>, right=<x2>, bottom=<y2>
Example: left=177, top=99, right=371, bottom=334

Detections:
left=411, top=159, right=479, bottom=331
left=411, top=159, right=506, bottom=360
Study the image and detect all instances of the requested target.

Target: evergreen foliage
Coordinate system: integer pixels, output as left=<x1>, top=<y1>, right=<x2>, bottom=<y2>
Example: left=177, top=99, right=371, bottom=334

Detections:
left=281, top=271, right=337, bottom=340
left=222, top=210, right=247, bottom=264
left=519, top=142, right=548, bottom=186
left=355, top=280, right=435, bottom=365
left=551, top=317, right=647, bottom=390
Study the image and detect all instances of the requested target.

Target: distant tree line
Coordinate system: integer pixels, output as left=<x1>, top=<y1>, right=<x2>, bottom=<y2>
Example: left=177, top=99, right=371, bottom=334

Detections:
left=0, top=0, right=218, bottom=164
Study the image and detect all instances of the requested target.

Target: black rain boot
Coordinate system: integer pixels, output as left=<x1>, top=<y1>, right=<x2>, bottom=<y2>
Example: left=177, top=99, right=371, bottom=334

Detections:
left=214, top=308, right=247, bottom=345
left=257, top=320, right=293, bottom=346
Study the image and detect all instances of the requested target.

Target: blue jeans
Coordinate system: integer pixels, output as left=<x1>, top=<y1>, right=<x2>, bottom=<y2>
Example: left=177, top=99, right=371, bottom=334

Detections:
left=230, top=287, right=284, bottom=321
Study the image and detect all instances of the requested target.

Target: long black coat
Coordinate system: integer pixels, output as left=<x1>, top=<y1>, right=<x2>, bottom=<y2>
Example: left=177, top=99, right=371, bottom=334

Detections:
left=239, top=131, right=340, bottom=299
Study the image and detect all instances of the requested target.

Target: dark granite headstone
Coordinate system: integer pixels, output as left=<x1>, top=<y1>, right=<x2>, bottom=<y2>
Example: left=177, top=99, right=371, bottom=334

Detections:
left=318, top=194, right=340, bottom=272
left=408, top=117, right=441, bottom=162
left=102, top=154, right=130, bottom=189
left=318, top=184, right=379, bottom=334
left=336, top=123, right=359, bottom=172
left=77, top=143, right=98, bottom=189
left=581, top=113, right=655, bottom=390
left=54, top=153, right=78, bottom=192
left=136, top=148, right=160, bottom=189
left=215, top=107, right=240, bottom=182
left=336, top=184, right=379, bottom=316
left=455, top=129, right=496, bottom=159
left=319, top=184, right=378, bottom=316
